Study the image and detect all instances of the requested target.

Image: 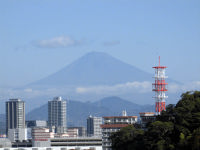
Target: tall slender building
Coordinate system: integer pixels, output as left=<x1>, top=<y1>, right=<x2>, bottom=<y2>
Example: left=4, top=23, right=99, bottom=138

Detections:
left=6, top=99, right=25, bottom=133
left=48, top=96, right=67, bottom=133
left=87, top=115, right=102, bottom=137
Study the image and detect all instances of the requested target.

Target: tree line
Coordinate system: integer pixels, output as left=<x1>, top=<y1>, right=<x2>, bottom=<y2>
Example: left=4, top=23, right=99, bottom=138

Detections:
left=110, top=91, right=200, bottom=150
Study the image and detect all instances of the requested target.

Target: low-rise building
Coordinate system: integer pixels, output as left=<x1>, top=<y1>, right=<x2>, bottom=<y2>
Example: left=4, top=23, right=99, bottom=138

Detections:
left=8, top=128, right=27, bottom=142
left=26, top=120, right=47, bottom=139
left=32, top=127, right=54, bottom=147
left=139, top=112, right=156, bottom=128
left=0, top=138, right=11, bottom=148
left=66, top=128, right=79, bottom=137
left=101, top=111, right=137, bottom=150
left=12, top=136, right=102, bottom=149
left=26, top=120, right=47, bottom=128
left=68, top=126, right=86, bottom=137
left=54, top=127, right=86, bottom=138
left=50, top=136, right=102, bottom=147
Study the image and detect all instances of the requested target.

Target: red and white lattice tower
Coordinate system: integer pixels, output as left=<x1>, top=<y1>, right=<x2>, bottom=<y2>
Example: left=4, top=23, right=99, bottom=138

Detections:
left=152, top=56, right=168, bottom=115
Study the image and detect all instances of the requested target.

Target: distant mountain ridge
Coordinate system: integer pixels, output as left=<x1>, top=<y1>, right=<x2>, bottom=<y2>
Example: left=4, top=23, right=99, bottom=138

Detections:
left=29, top=52, right=152, bottom=88
left=26, top=96, right=154, bottom=127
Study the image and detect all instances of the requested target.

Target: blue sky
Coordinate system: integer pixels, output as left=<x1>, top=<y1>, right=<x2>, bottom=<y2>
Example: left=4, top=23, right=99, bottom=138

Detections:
left=0, top=0, right=200, bottom=87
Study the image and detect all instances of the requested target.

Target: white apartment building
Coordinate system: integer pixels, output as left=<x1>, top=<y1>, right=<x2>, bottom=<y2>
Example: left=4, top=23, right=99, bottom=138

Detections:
left=48, top=97, right=67, bottom=133
left=101, top=111, right=137, bottom=150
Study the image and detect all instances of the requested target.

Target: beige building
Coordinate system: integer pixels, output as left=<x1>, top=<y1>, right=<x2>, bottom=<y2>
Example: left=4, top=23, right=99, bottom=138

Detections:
left=32, top=127, right=54, bottom=147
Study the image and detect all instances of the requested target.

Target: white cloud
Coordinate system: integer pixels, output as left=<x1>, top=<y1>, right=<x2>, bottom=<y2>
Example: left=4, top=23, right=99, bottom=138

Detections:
left=76, top=81, right=200, bottom=95
left=168, top=81, right=200, bottom=93
left=34, top=36, right=83, bottom=48
left=0, top=81, right=200, bottom=101
left=76, top=81, right=152, bottom=94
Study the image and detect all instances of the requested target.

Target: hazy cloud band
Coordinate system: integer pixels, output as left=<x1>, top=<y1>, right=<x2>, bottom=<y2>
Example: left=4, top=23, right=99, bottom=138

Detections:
left=33, top=36, right=83, bottom=48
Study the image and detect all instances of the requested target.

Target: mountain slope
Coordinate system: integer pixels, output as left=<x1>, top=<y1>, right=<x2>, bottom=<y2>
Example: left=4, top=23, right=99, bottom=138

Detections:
left=93, top=96, right=151, bottom=115
left=30, top=52, right=152, bottom=87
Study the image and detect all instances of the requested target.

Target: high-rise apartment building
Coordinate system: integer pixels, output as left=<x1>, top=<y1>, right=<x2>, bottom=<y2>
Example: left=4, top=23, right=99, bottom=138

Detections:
left=87, top=116, right=102, bottom=137
left=48, top=96, right=66, bottom=133
left=6, top=99, right=25, bottom=133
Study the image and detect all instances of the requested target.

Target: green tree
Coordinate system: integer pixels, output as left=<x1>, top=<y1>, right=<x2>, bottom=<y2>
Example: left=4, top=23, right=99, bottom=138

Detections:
left=191, top=128, right=200, bottom=150
left=110, top=91, right=200, bottom=150
left=111, top=125, right=145, bottom=150
left=145, top=121, right=174, bottom=150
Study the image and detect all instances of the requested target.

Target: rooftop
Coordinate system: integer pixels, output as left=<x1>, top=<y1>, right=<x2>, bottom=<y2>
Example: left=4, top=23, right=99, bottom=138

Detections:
left=101, top=124, right=130, bottom=128
left=103, top=116, right=137, bottom=119
left=53, top=96, right=62, bottom=101
left=9, top=98, right=22, bottom=102
left=139, top=112, right=155, bottom=114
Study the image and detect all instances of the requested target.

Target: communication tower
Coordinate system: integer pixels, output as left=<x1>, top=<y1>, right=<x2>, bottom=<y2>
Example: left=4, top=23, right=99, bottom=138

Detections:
left=152, top=56, right=168, bottom=115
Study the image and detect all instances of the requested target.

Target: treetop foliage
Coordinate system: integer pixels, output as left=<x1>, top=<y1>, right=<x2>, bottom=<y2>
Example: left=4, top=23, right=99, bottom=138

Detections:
left=111, top=91, right=200, bottom=150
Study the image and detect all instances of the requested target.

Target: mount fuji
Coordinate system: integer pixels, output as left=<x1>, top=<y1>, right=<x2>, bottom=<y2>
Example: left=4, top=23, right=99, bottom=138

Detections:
left=29, top=51, right=152, bottom=88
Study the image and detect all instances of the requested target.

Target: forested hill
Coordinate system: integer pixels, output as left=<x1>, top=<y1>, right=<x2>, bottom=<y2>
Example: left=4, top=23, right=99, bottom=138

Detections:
left=111, top=91, right=200, bottom=150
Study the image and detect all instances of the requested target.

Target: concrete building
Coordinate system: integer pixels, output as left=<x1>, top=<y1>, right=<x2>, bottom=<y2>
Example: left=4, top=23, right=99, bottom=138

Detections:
left=66, top=128, right=79, bottom=137
left=8, top=128, right=27, bottom=142
left=54, top=128, right=79, bottom=138
left=6, top=99, right=25, bottom=133
left=0, top=147, right=102, bottom=150
left=139, top=112, right=156, bottom=128
left=25, top=120, right=47, bottom=139
left=101, top=111, right=137, bottom=150
left=26, top=120, right=47, bottom=128
left=0, top=138, right=11, bottom=148
left=31, top=127, right=102, bottom=148
left=32, top=127, right=54, bottom=147
left=48, top=96, right=67, bottom=133
left=68, top=126, right=86, bottom=137
left=87, top=116, right=102, bottom=137
left=50, top=137, right=102, bottom=147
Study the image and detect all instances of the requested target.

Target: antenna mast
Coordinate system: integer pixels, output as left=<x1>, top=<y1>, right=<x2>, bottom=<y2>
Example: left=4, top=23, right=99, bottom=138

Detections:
left=152, top=57, right=168, bottom=115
